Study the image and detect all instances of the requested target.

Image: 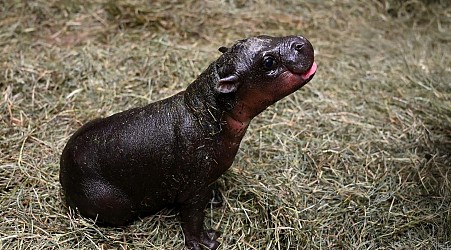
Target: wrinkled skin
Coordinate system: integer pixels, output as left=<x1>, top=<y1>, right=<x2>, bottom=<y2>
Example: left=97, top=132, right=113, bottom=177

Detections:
left=60, top=35, right=317, bottom=250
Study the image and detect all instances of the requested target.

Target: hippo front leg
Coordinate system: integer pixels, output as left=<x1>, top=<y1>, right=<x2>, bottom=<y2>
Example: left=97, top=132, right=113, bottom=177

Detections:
left=180, top=187, right=220, bottom=250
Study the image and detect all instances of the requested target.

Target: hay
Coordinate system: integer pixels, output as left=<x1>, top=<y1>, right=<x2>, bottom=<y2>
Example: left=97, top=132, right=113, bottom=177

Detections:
left=1, top=0, right=450, bottom=249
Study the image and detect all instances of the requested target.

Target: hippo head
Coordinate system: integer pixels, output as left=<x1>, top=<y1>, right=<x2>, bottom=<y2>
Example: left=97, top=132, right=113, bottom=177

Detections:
left=214, top=35, right=317, bottom=120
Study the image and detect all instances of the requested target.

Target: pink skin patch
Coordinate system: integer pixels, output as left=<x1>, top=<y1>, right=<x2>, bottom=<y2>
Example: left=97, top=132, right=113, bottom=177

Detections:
left=301, top=62, right=317, bottom=80
left=224, top=61, right=318, bottom=135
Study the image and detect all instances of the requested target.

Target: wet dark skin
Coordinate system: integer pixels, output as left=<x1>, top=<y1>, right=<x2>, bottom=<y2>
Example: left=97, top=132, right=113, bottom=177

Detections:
left=60, top=35, right=317, bottom=250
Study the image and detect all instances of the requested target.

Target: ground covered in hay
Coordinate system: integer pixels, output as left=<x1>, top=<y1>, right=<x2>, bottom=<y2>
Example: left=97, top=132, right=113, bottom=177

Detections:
left=1, top=0, right=450, bottom=249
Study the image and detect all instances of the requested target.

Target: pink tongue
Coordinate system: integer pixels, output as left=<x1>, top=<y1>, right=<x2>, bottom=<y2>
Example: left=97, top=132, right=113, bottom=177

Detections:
left=301, top=62, right=317, bottom=80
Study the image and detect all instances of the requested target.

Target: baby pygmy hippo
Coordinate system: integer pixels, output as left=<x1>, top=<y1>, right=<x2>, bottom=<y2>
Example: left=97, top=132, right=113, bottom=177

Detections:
left=60, top=35, right=317, bottom=250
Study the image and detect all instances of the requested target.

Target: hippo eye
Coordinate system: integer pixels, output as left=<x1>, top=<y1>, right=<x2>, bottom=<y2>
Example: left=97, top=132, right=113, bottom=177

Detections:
left=263, top=56, right=276, bottom=70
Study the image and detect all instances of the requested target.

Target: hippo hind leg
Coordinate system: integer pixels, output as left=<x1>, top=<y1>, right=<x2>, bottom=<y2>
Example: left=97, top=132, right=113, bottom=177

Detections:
left=66, top=179, right=135, bottom=226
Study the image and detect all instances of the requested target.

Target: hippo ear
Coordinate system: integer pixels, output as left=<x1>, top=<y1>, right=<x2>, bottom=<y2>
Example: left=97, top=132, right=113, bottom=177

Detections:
left=215, top=75, right=239, bottom=94
left=218, top=47, right=228, bottom=53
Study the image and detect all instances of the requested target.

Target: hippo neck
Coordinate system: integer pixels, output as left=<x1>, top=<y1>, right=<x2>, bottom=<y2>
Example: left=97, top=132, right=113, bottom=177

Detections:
left=184, top=64, right=225, bottom=137
left=184, top=63, right=250, bottom=168
left=185, top=63, right=250, bottom=134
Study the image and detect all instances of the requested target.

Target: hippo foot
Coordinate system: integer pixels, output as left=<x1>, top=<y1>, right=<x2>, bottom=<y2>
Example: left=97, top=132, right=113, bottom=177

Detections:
left=185, top=229, right=220, bottom=250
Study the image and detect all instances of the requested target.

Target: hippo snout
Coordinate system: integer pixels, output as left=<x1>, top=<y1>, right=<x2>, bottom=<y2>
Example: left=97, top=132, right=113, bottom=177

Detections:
left=284, top=36, right=315, bottom=75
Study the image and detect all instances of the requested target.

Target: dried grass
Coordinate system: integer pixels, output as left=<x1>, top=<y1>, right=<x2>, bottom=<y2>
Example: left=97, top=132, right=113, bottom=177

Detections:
left=1, top=0, right=450, bottom=249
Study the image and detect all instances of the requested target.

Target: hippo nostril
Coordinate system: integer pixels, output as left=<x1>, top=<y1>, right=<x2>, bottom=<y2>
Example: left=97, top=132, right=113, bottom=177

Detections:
left=294, top=43, right=305, bottom=52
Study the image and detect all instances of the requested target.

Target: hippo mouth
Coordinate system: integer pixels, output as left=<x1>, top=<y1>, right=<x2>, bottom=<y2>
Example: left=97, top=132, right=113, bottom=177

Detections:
left=280, top=61, right=317, bottom=89
left=300, top=62, right=317, bottom=82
